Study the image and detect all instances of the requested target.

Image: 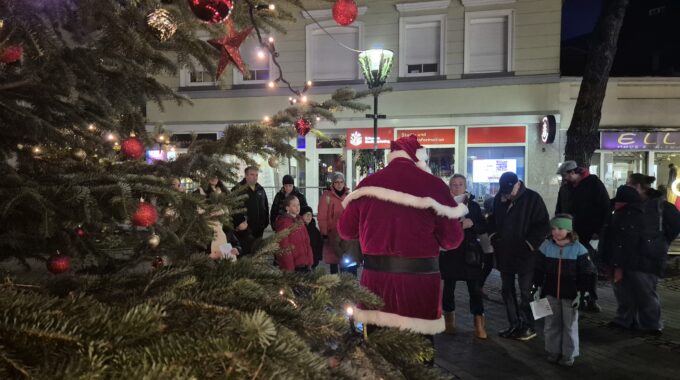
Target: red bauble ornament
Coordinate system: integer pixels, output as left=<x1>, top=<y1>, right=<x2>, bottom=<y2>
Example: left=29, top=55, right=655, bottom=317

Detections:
left=151, top=256, right=165, bottom=269
left=187, top=0, right=234, bottom=24
left=75, top=226, right=86, bottom=237
left=0, top=44, right=23, bottom=64
left=121, top=137, right=145, bottom=159
left=332, top=0, right=358, bottom=26
left=132, top=202, right=158, bottom=227
left=47, top=252, right=71, bottom=274
left=295, top=118, right=312, bottom=136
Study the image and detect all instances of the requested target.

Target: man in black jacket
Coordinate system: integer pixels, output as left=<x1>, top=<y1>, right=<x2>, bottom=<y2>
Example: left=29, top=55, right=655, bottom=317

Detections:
left=556, top=160, right=611, bottom=312
left=270, top=175, right=308, bottom=227
left=489, top=172, right=550, bottom=341
left=232, top=166, right=269, bottom=255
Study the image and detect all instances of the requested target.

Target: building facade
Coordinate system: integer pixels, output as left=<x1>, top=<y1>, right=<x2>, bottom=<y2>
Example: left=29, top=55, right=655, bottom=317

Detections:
left=146, top=0, right=680, bottom=212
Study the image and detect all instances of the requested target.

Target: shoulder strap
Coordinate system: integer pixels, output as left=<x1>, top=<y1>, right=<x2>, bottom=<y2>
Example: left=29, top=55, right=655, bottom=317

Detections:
left=658, top=198, right=664, bottom=233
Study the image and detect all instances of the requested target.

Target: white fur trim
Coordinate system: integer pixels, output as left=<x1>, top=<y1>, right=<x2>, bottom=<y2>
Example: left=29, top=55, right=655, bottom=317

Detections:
left=354, top=308, right=445, bottom=335
left=386, top=150, right=432, bottom=174
left=342, top=186, right=468, bottom=220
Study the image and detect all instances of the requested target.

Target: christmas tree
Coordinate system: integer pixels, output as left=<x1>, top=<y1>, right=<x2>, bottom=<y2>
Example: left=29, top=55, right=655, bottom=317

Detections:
left=0, top=1, right=448, bottom=378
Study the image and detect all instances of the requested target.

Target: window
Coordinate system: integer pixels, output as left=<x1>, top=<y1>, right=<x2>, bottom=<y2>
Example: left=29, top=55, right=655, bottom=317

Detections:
left=464, top=10, right=513, bottom=74
left=399, top=15, right=446, bottom=77
left=306, top=21, right=363, bottom=81
left=179, top=32, right=217, bottom=87
left=233, top=34, right=272, bottom=84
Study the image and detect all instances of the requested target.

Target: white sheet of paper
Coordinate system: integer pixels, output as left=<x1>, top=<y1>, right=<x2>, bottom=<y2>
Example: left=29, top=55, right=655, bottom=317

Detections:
left=219, top=243, right=236, bottom=261
left=530, top=298, right=553, bottom=320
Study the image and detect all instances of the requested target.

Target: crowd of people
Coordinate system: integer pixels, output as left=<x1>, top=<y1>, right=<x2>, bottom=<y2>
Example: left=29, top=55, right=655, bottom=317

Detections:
left=184, top=142, right=680, bottom=368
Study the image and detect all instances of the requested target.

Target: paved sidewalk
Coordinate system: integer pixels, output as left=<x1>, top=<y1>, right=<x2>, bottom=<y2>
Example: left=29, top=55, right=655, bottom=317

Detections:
left=435, top=272, right=680, bottom=380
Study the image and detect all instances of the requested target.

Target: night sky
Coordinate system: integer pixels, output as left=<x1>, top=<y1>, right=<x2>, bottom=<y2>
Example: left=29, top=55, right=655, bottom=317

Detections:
left=562, top=0, right=602, bottom=40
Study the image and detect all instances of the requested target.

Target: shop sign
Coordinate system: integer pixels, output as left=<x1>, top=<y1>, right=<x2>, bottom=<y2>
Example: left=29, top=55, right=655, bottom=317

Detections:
left=467, top=126, right=526, bottom=144
left=395, top=129, right=455, bottom=145
left=540, top=115, right=556, bottom=144
left=346, top=128, right=394, bottom=149
left=601, top=131, right=680, bottom=150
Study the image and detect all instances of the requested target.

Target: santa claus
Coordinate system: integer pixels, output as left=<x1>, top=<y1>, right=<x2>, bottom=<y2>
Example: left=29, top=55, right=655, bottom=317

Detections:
left=337, top=135, right=466, bottom=334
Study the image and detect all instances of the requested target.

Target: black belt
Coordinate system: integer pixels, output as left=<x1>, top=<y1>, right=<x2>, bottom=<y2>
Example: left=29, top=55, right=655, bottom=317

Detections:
left=363, top=255, right=440, bottom=274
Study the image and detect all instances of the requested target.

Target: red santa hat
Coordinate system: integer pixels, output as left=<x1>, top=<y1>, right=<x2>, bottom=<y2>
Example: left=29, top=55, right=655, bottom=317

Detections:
left=389, top=135, right=430, bottom=173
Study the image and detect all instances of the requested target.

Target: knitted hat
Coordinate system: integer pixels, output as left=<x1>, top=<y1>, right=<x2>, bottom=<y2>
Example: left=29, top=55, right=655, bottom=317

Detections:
left=615, top=185, right=641, bottom=204
left=498, top=172, right=519, bottom=194
left=282, top=174, right=294, bottom=185
left=556, top=160, right=578, bottom=175
left=390, top=135, right=429, bottom=172
left=550, top=214, right=573, bottom=231
left=300, top=206, right=313, bottom=216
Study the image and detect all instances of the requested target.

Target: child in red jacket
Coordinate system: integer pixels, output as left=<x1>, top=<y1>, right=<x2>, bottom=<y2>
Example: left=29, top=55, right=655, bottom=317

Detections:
left=274, top=194, right=313, bottom=272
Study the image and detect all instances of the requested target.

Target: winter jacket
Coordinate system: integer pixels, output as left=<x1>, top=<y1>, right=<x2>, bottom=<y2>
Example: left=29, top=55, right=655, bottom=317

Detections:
left=535, top=239, right=595, bottom=300
left=555, top=173, right=611, bottom=241
left=488, top=182, right=550, bottom=274
left=317, top=187, right=349, bottom=265
left=599, top=202, right=644, bottom=272
left=270, top=187, right=308, bottom=228
left=232, top=180, right=269, bottom=238
left=440, top=194, right=488, bottom=281
left=305, top=218, right=323, bottom=267
left=274, top=214, right=314, bottom=272
left=637, top=189, right=680, bottom=276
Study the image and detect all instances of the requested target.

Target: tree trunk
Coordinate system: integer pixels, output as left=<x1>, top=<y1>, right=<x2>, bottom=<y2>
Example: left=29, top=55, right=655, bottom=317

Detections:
left=564, top=0, right=630, bottom=166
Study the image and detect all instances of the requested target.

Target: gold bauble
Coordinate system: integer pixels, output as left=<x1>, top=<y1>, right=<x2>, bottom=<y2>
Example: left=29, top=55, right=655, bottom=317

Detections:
left=146, top=9, right=177, bottom=42
left=72, top=148, right=87, bottom=161
left=268, top=156, right=280, bottom=168
left=148, top=234, right=161, bottom=249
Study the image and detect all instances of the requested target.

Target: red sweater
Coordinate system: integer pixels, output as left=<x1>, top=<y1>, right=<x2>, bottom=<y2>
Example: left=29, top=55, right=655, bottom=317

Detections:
left=275, top=214, right=313, bottom=272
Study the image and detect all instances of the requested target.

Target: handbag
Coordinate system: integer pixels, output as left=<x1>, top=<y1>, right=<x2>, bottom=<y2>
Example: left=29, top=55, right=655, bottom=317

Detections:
left=464, top=239, right=483, bottom=266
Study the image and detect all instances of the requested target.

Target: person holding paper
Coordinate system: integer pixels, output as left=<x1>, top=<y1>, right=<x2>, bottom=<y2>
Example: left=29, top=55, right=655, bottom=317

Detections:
left=534, top=214, right=596, bottom=367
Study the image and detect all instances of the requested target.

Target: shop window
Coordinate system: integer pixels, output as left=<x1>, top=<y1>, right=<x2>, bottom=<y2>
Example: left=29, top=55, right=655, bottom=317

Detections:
left=426, top=147, right=455, bottom=178
left=306, top=21, right=363, bottom=81
left=466, top=146, right=525, bottom=201
left=399, top=15, right=446, bottom=77
left=464, top=10, right=513, bottom=74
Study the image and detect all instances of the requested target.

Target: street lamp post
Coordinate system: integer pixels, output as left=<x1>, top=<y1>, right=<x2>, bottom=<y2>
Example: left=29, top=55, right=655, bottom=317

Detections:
left=358, top=49, right=394, bottom=172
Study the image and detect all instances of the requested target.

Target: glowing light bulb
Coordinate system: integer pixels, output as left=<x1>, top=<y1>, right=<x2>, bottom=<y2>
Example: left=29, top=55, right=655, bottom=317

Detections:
left=279, top=289, right=284, bottom=296
left=346, top=306, right=354, bottom=316
left=301, top=96, right=307, bottom=103
left=268, top=36, right=274, bottom=43
left=316, top=117, right=321, bottom=121
left=269, top=4, right=276, bottom=10
left=257, top=50, right=266, bottom=59
left=107, top=133, right=116, bottom=141
left=158, top=135, right=165, bottom=141
left=87, top=124, right=96, bottom=131
left=268, top=81, right=275, bottom=88
left=33, top=147, right=41, bottom=154
left=306, top=81, right=312, bottom=87
left=263, top=116, right=271, bottom=122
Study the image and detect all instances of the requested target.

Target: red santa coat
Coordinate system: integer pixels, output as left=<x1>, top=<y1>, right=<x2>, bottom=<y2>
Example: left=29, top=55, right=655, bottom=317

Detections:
left=337, top=153, right=465, bottom=334
left=275, top=214, right=314, bottom=272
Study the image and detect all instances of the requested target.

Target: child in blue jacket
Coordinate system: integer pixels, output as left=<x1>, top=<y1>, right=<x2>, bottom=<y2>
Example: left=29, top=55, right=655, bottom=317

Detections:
left=534, top=214, right=596, bottom=367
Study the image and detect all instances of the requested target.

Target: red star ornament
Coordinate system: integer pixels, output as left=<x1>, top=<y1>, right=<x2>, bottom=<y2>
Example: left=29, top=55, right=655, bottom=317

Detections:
left=208, top=20, right=253, bottom=79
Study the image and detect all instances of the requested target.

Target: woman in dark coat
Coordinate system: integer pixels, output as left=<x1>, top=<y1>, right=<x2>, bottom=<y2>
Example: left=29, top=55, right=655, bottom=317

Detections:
left=440, top=174, right=488, bottom=339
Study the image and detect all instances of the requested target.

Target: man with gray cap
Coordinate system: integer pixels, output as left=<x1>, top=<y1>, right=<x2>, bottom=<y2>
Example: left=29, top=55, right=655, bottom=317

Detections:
left=488, top=172, right=550, bottom=341
left=555, top=160, right=611, bottom=312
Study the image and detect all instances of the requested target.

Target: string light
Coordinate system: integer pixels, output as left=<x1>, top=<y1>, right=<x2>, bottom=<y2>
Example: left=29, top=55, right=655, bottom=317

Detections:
left=33, top=147, right=42, bottom=154
left=268, top=36, right=274, bottom=43
left=263, top=116, right=271, bottom=122
left=301, top=96, right=308, bottom=103
left=107, top=133, right=116, bottom=141
left=158, top=135, right=165, bottom=142
left=307, top=80, right=312, bottom=87
left=257, top=49, right=266, bottom=59
left=267, top=81, right=276, bottom=88
left=87, top=124, right=96, bottom=131
left=269, top=4, right=276, bottom=10
left=316, top=117, right=321, bottom=121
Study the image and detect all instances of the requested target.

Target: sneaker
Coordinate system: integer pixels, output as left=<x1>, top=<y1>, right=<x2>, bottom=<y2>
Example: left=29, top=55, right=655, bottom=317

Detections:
left=498, top=326, right=517, bottom=339
left=546, top=353, right=560, bottom=363
left=642, top=329, right=663, bottom=336
left=513, top=327, right=537, bottom=341
left=558, top=357, right=575, bottom=367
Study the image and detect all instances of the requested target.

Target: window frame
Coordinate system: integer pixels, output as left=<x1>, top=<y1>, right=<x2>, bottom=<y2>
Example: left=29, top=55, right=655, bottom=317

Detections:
left=233, top=33, right=274, bottom=85
left=398, top=14, right=447, bottom=78
left=179, top=32, right=218, bottom=87
left=305, top=19, right=364, bottom=82
left=463, top=9, right=514, bottom=75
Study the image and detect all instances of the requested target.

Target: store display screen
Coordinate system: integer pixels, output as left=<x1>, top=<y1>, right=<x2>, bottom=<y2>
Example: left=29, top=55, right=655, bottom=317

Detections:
left=472, top=159, right=517, bottom=183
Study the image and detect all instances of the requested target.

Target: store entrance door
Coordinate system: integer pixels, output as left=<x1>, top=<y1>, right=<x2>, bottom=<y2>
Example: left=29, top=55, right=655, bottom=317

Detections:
left=600, top=151, right=648, bottom=198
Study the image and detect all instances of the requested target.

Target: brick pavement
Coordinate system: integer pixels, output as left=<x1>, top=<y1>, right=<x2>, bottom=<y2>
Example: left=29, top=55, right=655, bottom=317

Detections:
left=434, top=272, right=680, bottom=380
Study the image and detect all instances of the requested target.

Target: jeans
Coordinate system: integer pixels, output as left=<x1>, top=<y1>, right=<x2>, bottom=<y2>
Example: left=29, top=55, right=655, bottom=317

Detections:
left=442, top=279, right=484, bottom=315
left=544, top=296, right=579, bottom=360
left=580, top=235, right=598, bottom=301
left=613, top=270, right=662, bottom=330
left=501, top=271, right=534, bottom=329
